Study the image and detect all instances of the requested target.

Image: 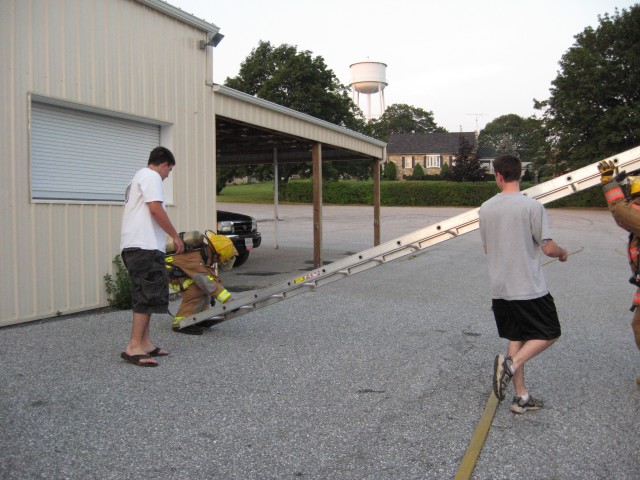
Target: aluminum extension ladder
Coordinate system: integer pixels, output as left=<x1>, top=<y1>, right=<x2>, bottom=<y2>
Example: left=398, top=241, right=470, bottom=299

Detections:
left=179, top=145, right=640, bottom=329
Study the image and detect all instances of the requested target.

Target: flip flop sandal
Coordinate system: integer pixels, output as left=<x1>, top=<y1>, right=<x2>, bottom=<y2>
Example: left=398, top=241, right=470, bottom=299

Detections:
left=148, top=347, right=169, bottom=357
left=120, top=352, right=158, bottom=367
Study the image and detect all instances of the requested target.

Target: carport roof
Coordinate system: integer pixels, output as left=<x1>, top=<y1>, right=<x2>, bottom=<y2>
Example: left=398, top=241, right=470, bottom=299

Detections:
left=213, top=85, right=386, bottom=166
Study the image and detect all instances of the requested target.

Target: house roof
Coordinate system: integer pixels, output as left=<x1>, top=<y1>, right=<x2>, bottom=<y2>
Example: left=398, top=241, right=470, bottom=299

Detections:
left=387, top=132, right=477, bottom=155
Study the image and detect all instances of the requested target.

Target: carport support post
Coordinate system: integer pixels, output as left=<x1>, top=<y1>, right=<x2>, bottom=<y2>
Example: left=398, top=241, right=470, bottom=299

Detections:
left=273, top=146, right=279, bottom=249
left=373, top=156, right=381, bottom=246
left=313, top=143, right=322, bottom=268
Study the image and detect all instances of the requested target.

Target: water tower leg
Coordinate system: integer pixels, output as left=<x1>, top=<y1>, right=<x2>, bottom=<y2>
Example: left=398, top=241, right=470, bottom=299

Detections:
left=380, top=88, right=386, bottom=116
left=367, top=94, right=372, bottom=122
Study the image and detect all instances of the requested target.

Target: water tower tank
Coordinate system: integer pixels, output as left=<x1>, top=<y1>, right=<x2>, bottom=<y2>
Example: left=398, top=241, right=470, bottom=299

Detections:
left=350, top=61, right=388, bottom=94
left=349, top=61, right=387, bottom=121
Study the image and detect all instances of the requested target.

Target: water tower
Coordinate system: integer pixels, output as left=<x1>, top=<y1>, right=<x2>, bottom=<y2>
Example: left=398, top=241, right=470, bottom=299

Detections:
left=350, top=61, right=387, bottom=121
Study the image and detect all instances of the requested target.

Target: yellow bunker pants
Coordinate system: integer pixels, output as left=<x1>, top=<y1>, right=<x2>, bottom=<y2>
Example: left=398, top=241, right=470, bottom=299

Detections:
left=166, top=250, right=231, bottom=325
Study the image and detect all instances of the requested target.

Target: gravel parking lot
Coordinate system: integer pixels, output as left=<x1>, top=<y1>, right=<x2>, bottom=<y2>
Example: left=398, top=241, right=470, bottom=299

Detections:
left=1, top=203, right=639, bottom=479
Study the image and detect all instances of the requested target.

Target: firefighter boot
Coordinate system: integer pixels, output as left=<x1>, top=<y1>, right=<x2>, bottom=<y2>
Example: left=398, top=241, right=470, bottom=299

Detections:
left=171, top=284, right=209, bottom=335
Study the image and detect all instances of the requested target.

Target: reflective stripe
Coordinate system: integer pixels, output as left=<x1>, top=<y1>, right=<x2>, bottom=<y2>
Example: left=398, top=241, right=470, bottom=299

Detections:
left=169, top=278, right=194, bottom=291
left=172, top=316, right=184, bottom=326
left=166, top=256, right=174, bottom=263
left=605, top=187, right=624, bottom=204
left=216, top=289, right=231, bottom=304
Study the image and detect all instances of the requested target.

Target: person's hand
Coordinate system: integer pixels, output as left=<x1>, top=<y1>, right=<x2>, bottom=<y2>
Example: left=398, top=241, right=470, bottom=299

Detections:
left=558, top=247, right=568, bottom=262
left=598, top=160, right=616, bottom=185
left=173, top=235, right=185, bottom=254
left=615, top=170, right=628, bottom=183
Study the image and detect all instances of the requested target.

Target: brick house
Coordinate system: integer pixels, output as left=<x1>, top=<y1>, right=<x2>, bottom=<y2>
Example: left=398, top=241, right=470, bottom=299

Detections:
left=387, top=132, right=478, bottom=179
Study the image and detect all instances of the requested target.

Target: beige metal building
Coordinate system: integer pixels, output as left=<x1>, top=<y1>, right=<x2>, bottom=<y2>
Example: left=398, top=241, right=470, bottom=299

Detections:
left=1, top=0, right=386, bottom=326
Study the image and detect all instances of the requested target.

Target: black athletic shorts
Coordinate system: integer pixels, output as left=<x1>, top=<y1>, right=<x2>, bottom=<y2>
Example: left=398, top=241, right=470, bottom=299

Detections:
left=121, top=248, right=168, bottom=314
left=492, top=293, right=561, bottom=341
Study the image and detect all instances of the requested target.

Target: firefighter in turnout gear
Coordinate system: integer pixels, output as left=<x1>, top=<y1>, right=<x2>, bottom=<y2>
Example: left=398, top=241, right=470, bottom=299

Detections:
left=165, top=230, right=237, bottom=335
left=599, top=160, right=640, bottom=384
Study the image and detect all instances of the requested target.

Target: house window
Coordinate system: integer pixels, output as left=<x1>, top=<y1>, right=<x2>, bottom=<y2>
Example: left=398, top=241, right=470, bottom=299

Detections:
left=426, top=155, right=441, bottom=168
left=403, top=156, right=415, bottom=168
left=30, top=98, right=170, bottom=203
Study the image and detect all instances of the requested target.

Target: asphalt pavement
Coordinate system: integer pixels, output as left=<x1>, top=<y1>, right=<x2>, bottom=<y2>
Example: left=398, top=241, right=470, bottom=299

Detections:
left=1, top=203, right=638, bottom=479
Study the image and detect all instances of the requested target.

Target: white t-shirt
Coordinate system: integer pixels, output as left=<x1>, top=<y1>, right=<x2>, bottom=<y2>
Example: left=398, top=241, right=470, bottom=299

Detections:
left=120, top=167, right=168, bottom=252
left=479, top=192, right=551, bottom=300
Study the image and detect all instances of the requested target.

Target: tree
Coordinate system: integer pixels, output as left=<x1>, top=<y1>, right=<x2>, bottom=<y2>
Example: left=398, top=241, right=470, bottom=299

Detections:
left=383, top=161, right=397, bottom=180
left=445, top=136, right=485, bottom=182
left=534, top=6, right=640, bottom=170
left=368, top=103, right=447, bottom=141
left=439, top=162, right=449, bottom=179
left=226, top=41, right=365, bottom=130
left=216, top=165, right=254, bottom=194
left=224, top=41, right=370, bottom=186
left=478, top=114, right=549, bottom=166
left=411, top=163, right=425, bottom=180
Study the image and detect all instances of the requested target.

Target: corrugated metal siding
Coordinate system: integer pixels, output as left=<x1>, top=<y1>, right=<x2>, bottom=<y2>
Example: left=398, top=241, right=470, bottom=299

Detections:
left=1, top=0, right=216, bottom=326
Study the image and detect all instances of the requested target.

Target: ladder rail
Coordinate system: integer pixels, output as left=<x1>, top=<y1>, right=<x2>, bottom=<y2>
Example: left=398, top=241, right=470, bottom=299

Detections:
left=179, top=208, right=481, bottom=328
left=179, top=146, right=640, bottom=329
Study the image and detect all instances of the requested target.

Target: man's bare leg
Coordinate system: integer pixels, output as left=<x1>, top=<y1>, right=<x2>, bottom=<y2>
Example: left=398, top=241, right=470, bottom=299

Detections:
left=508, top=338, right=557, bottom=397
left=124, top=312, right=158, bottom=366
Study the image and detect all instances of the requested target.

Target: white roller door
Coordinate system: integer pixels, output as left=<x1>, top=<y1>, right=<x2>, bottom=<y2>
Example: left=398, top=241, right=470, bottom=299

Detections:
left=31, top=102, right=160, bottom=202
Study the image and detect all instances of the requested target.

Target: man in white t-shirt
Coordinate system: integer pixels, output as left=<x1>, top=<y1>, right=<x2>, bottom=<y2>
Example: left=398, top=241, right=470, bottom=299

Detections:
left=479, top=154, right=568, bottom=413
left=119, top=146, right=184, bottom=367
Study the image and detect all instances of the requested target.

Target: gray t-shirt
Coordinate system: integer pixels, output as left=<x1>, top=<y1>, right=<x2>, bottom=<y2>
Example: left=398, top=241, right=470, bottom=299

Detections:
left=479, top=192, right=551, bottom=300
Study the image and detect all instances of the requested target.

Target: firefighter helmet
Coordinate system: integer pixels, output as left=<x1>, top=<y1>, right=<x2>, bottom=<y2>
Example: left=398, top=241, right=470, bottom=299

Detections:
left=628, top=176, right=640, bottom=198
left=205, top=230, right=237, bottom=270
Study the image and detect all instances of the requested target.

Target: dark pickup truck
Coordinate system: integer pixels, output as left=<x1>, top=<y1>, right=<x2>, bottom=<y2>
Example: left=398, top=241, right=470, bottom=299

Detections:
left=216, top=210, right=262, bottom=267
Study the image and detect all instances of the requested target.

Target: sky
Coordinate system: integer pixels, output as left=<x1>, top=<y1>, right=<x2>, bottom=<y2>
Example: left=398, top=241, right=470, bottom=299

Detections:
left=171, top=0, right=636, bottom=133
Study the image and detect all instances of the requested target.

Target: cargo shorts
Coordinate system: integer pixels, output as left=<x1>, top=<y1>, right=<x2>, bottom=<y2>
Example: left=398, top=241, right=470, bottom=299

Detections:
left=121, top=248, right=169, bottom=314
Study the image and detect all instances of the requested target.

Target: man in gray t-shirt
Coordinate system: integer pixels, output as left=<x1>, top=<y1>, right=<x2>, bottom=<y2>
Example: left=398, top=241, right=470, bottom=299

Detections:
left=479, top=154, right=568, bottom=413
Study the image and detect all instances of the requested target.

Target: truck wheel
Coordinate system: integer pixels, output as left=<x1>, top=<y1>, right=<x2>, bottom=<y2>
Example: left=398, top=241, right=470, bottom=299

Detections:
left=233, top=250, right=250, bottom=267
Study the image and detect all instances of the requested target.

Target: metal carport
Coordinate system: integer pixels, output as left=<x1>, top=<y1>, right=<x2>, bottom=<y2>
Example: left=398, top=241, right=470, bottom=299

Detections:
left=213, top=85, right=387, bottom=267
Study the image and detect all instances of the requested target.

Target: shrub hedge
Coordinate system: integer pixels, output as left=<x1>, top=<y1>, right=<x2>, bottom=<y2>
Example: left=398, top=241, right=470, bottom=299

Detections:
left=281, top=179, right=608, bottom=208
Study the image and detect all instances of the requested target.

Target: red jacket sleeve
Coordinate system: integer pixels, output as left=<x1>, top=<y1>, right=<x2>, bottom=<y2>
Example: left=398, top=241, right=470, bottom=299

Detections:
left=603, top=181, right=640, bottom=235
